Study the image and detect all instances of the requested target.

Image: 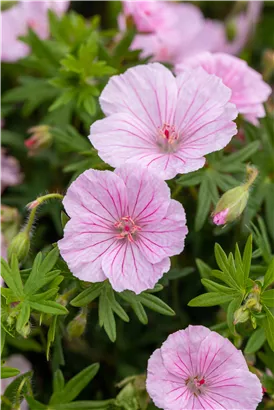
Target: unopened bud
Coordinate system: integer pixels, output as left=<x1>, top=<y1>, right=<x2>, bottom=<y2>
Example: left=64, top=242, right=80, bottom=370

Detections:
left=212, top=165, right=258, bottom=226
left=19, top=322, right=31, bottom=338
left=233, top=306, right=250, bottom=325
left=25, top=125, right=52, bottom=156
left=7, top=231, right=30, bottom=263
left=66, top=308, right=87, bottom=339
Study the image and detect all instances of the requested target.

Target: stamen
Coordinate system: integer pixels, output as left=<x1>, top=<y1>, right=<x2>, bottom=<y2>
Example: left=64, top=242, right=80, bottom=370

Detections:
left=114, top=216, right=141, bottom=242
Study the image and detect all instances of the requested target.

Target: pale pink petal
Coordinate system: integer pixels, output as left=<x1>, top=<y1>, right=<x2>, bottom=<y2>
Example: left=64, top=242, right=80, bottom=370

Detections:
left=102, top=241, right=170, bottom=293
left=137, top=200, right=188, bottom=263
left=63, top=169, right=128, bottom=223
left=99, top=63, right=177, bottom=131
left=197, top=331, right=248, bottom=381
left=206, top=369, right=262, bottom=409
left=89, top=112, right=155, bottom=169
left=161, top=326, right=211, bottom=379
left=58, top=218, right=114, bottom=282
left=146, top=348, right=186, bottom=410
left=178, top=53, right=271, bottom=125
left=115, top=164, right=170, bottom=223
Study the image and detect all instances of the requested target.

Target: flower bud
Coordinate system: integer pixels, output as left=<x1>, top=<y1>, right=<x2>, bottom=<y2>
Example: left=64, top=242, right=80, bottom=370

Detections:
left=1, top=206, right=21, bottom=259
left=233, top=306, right=250, bottom=325
left=25, top=125, right=52, bottom=156
left=212, top=165, right=258, bottom=226
left=7, top=231, right=30, bottom=263
left=66, top=308, right=87, bottom=339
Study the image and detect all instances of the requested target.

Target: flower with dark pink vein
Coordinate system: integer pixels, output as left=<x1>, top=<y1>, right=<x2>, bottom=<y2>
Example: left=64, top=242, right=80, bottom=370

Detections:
left=146, top=325, right=262, bottom=409
left=89, top=63, right=238, bottom=180
left=58, top=164, right=188, bottom=294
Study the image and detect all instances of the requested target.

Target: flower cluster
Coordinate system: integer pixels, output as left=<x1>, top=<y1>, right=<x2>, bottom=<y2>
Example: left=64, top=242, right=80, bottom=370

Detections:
left=1, top=1, right=69, bottom=62
left=118, top=1, right=262, bottom=65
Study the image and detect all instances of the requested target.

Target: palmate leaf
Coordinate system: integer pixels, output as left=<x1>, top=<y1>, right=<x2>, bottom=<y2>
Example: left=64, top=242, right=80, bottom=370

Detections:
left=50, top=364, right=100, bottom=405
left=70, top=280, right=174, bottom=341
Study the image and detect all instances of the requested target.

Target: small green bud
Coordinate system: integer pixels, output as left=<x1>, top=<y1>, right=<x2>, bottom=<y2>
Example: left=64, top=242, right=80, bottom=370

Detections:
left=212, top=165, right=258, bottom=226
left=66, top=308, right=87, bottom=339
left=7, top=232, right=30, bottom=263
left=233, top=306, right=250, bottom=325
left=19, top=322, right=31, bottom=339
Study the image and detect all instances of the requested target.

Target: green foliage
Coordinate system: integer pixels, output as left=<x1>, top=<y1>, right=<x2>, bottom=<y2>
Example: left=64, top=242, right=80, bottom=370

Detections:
left=177, top=142, right=260, bottom=231
left=71, top=281, right=174, bottom=342
left=189, top=234, right=274, bottom=351
left=1, top=247, right=67, bottom=338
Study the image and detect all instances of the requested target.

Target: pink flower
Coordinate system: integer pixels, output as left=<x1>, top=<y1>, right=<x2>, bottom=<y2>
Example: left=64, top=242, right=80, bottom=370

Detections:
left=89, top=63, right=237, bottom=180
left=146, top=325, right=263, bottom=410
left=1, top=149, right=22, bottom=192
left=1, top=1, right=69, bottom=62
left=220, top=2, right=263, bottom=56
left=176, top=52, right=271, bottom=125
left=118, top=1, right=224, bottom=64
left=58, top=164, right=188, bottom=294
left=1, top=354, right=32, bottom=410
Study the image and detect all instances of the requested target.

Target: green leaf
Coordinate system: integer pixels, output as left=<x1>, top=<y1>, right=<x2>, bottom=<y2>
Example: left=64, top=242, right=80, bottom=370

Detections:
left=263, top=307, right=274, bottom=352
left=98, top=292, right=116, bottom=342
left=263, top=258, right=274, bottom=290
left=214, top=244, right=240, bottom=290
left=16, top=303, right=31, bottom=333
left=51, top=364, right=100, bottom=404
left=47, top=316, right=57, bottom=360
left=222, top=141, right=260, bottom=167
left=119, top=292, right=148, bottom=324
left=1, top=366, right=20, bottom=379
left=47, top=401, right=114, bottom=410
left=242, top=235, right=252, bottom=285
left=176, top=171, right=204, bottom=187
left=30, top=288, right=59, bottom=301
left=265, top=183, right=274, bottom=241
left=2, top=371, right=33, bottom=408
left=227, top=296, right=242, bottom=334
left=195, top=178, right=212, bottom=231
left=1, top=330, right=6, bottom=355
left=23, top=252, right=43, bottom=295
left=39, top=247, right=60, bottom=275
left=70, top=283, right=104, bottom=307
left=201, top=279, right=236, bottom=295
left=261, top=290, right=274, bottom=307
left=53, top=369, right=65, bottom=393
left=244, top=328, right=266, bottom=354
left=188, top=292, right=234, bottom=307
left=26, top=396, right=47, bottom=409
left=137, top=293, right=175, bottom=316
left=196, top=259, right=212, bottom=279
left=29, top=300, right=68, bottom=315
left=1, top=256, right=24, bottom=298
left=106, top=287, right=129, bottom=323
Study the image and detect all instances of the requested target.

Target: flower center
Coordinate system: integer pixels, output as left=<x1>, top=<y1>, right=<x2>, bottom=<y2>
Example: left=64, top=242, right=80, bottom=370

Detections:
left=186, top=376, right=206, bottom=395
left=157, top=123, right=179, bottom=153
left=114, top=216, right=141, bottom=242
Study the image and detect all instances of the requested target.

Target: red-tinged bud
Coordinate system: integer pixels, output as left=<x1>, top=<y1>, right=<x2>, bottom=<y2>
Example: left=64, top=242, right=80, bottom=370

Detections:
left=25, top=125, right=52, bottom=156
left=212, top=165, right=258, bottom=226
